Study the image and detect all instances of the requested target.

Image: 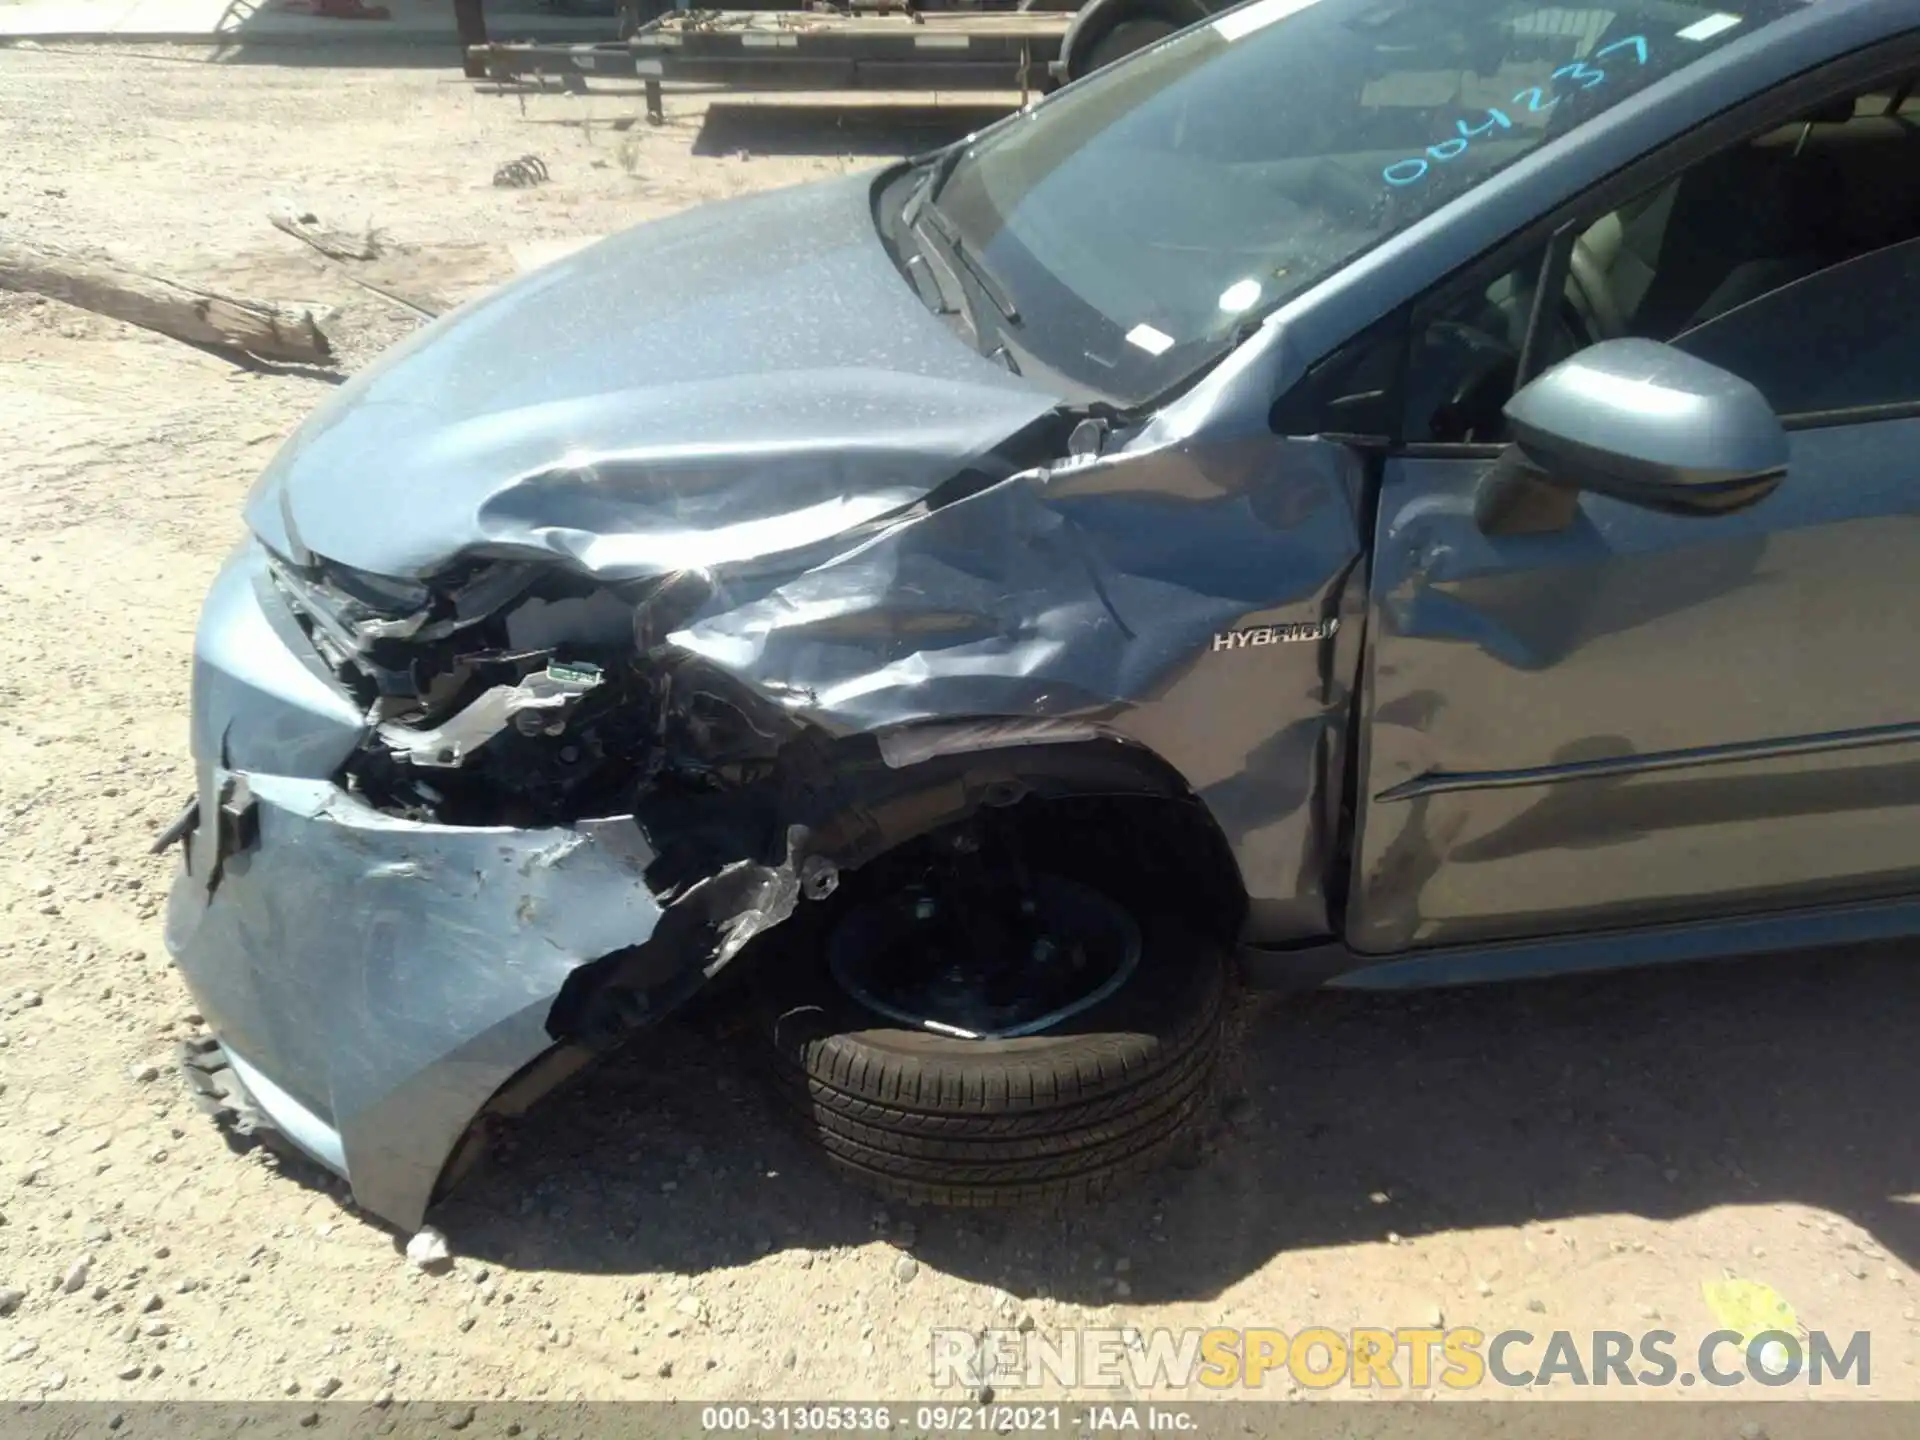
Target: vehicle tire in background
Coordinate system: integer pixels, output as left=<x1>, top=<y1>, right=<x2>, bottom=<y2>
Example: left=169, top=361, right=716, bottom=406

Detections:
left=751, top=901, right=1227, bottom=1207
left=1083, top=15, right=1179, bottom=72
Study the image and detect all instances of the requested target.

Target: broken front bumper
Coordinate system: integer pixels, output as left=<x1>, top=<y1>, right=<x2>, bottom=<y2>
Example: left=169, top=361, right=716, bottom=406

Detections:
left=162, top=542, right=665, bottom=1230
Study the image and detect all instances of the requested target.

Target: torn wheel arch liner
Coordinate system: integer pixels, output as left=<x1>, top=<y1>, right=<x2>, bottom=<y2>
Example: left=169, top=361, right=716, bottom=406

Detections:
left=432, top=723, right=1251, bottom=1209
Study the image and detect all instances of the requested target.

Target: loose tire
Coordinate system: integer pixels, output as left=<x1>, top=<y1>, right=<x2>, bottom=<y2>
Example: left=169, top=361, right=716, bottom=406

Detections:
left=752, top=904, right=1227, bottom=1207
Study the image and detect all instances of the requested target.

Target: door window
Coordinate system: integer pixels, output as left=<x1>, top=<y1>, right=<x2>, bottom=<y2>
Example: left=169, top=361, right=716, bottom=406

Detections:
left=1668, top=237, right=1920, bottom=420
left=1400, top=77, right=1920, bottom=440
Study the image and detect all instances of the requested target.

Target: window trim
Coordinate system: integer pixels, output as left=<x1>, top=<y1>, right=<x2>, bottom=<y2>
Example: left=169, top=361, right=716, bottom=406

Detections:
left=1399, top=441, right=1509, bottom=461
left=1783, top=399, right=1920, bottom=433
left=1669, top=233, right=1920, bottom=430
left=1268, top=306, right=1411, bottom=449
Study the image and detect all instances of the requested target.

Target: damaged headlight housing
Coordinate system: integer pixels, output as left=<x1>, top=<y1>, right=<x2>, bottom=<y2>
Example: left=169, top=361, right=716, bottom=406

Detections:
left=308, top=562, right=434, bottom=616
left=263, top=550, right=435, bottom=663
left=259, top=541, right=787, bottom=829
left=264, top=550, right=546, bottom=671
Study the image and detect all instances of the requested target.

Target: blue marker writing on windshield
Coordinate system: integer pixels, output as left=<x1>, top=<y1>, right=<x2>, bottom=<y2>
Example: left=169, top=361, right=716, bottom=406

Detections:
left=1382, top=34, right=1650, bottom=189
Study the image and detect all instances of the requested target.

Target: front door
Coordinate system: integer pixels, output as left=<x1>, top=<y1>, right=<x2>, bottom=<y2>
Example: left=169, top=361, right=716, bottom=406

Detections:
left=1346, top=110, right=1920, bottom=954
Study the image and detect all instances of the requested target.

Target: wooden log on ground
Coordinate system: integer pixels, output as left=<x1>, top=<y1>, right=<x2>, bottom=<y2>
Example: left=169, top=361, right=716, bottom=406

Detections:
left=270, top=208, right=383, bottom=263
left=0, top=238, right=334, bottom=365
left=265, top=209, right=437, bottom=320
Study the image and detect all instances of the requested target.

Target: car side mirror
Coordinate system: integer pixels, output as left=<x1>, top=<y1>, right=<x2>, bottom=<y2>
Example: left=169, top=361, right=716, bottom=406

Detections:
left=1476, top=338, right=1788, bottom=535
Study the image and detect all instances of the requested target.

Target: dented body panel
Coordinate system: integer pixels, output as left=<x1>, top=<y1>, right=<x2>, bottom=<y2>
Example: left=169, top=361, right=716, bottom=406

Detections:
left=161, top=0, right=1920, bottom=1230
left=167, top=543, right=666, bottom=1230
left=166, top=176, right=1368, bottom=1226
left=670, top=432, right=1367, bottom=937
left=244, top=174, right=1057, bottom=581
left=170, top=424, right=1363, bottom=1229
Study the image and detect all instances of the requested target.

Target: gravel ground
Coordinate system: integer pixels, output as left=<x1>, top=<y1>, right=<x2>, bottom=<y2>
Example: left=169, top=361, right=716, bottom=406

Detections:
left=2, top=40, right=1918, bottom=1410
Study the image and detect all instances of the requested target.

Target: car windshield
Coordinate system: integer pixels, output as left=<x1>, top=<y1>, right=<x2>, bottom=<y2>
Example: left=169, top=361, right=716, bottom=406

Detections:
left=931, top=0, right=1810, bottom=405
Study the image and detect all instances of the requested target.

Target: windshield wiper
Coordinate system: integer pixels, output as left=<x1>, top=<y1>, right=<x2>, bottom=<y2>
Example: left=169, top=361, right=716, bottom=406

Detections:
left=900, top=142, right=1020, bottom=327
left=911, top=201, right=1020, bottom=326
left=918, top=139, right=968, bottom=207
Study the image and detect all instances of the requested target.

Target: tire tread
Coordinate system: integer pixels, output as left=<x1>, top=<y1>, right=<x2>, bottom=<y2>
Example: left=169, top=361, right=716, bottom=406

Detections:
left=753, top=910, right=1227, bottom=1207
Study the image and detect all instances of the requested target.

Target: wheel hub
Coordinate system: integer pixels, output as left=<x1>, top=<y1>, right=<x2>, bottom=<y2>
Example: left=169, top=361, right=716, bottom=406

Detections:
left=826, top=869, right=1142, bottom=1040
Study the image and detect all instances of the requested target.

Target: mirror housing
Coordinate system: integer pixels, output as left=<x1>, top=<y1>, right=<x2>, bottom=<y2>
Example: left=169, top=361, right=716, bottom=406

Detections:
left=1498, top=338, right=1788, bottom=519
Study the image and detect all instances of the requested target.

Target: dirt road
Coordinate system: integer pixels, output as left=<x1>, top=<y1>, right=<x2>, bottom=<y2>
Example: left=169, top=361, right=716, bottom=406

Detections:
left=2, top=41, right=1917, bottom=1409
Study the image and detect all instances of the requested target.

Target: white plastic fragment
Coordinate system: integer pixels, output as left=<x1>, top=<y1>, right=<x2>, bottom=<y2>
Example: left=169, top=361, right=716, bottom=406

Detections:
left=404, top=1227, right=452, bottom=1271
left=1758, top=1339, right=1791, bottom=1376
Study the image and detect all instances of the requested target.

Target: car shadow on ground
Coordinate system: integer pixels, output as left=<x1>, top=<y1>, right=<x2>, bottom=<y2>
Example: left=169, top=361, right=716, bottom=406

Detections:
left=432, top=943, right=1920, bottom=1304
left=689, top=102, right=1016, bottom=158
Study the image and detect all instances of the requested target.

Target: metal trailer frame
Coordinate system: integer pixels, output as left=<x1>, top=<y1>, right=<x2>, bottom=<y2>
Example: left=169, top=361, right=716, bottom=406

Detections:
left=468, top=9, right=1072, bottom=122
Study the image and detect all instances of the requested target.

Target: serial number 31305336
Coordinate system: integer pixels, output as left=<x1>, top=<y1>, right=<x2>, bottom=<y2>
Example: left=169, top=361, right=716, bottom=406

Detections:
left=699, top=1405, right=1073, bottom=1432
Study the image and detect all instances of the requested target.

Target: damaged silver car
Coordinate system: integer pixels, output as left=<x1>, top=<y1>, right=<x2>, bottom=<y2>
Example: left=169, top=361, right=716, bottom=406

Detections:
left=165, top=0, right=1920, bottom=1229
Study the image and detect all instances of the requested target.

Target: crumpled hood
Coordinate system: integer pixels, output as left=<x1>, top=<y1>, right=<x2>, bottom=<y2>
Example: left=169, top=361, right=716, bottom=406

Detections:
left=245, top=172, right=1060, bottom=581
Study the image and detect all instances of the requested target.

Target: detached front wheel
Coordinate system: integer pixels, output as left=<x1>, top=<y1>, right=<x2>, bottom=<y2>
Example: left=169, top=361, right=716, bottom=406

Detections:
left=752, top=867, right=1227, bottom=1207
